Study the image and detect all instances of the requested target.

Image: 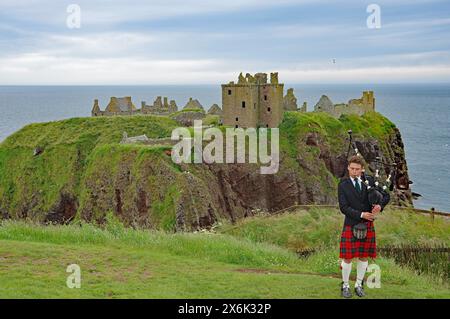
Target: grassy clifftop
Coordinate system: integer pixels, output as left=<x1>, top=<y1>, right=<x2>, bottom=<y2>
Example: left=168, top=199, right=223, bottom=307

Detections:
left=0, top=207, right=448, bottom=298
left=0, top=111, right=410, bottom=230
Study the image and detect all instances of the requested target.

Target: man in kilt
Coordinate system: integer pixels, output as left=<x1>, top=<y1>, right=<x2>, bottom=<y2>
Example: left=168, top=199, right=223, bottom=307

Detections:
left=338, top=155, right=389, bottom=298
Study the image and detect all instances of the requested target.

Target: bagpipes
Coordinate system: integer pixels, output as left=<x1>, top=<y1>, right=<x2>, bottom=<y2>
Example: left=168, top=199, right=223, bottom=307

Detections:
left=344, top=129, right=395, bottom=209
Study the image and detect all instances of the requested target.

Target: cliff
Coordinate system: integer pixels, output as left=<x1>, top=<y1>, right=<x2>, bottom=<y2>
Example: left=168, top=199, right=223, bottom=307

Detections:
left=0, top=112, right=413, bottom=231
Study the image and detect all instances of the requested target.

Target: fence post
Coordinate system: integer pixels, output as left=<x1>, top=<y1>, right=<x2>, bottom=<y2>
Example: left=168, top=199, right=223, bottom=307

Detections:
left=430, top=207, right=435, bottom=222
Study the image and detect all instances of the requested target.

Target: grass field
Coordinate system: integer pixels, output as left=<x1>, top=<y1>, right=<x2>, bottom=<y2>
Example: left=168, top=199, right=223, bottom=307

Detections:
left=0, top=208, right=448, bottom=299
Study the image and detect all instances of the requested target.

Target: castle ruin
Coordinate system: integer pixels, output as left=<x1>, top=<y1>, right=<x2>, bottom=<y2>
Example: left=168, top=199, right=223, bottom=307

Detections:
left=92, top=96, right=179, bottom=117
left=222, top=72, right=284, bottom=128
left=92, top=96, right=137, bottom=116
left=91, top=73, right=376, bottom=127
left=314, top=91, right=375, bottom=118
left=141, top=96, right=178, bottom=115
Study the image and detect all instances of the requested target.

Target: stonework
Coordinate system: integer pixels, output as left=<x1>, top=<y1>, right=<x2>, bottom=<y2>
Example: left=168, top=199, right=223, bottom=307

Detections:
left=141, top=96, right=178, bottom=115
left=183, top=97, right=204, bottom=111
left=207, top=104, right=223, bottom=116
left=90, top=75, right=375, bottom=127
left=300, top=101, right=307, bottom=113
left=92, top=97, right=138, bottom=116
left=121, top=132, right=149, bottom=144
left=314, top=95, right=335, bottom=114
left=222, top=72, right=284, bottom=128
left=92, top=96, right=179, bottom=117
left=313, top=91, right=375, bottom=118
left=283, top=88, right=298, bottom=111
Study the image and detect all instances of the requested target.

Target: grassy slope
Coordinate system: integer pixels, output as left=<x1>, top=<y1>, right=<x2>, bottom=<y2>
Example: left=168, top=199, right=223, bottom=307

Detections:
left=0, top=115, right=180, bottom=222
left=0, top=111, right=400, bottom=226
left=0, top=208, right=448, bottom=298
left=218, top=207, right=450, bottom=250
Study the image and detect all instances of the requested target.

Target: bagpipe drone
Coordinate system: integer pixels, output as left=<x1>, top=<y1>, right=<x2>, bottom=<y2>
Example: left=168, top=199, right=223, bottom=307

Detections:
left=344, top=129, right=394, bottom=210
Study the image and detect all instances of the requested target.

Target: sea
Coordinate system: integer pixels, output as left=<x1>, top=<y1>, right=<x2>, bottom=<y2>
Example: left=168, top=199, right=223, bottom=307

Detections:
left=0, top=84, right=449, bottom=212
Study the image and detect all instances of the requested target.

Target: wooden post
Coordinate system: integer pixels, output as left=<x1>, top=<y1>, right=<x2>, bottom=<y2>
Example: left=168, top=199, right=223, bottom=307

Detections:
left=430, top=207, right=435, bottom=222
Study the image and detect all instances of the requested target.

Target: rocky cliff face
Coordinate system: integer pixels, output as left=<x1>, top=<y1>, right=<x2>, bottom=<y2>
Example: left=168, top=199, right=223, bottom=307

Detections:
left=0, top=112, right=412, bottom=231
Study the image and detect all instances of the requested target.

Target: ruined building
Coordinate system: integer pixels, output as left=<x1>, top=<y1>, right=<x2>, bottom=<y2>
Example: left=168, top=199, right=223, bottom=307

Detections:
left=183, top=97, right=204, bottom=111
left=207, top=104, right=223, bottom=116
left=141, top=96, right=178, bottom=115
left=92, top=97, right=137, bottom=116
left=314, top=91, right=375, bottom=118
left=283, top=88, right=298, bottom=111
left=92, top=96, right=178, bottom=117
left=283, top=88, right=306, bottom=112
left=222, top=72, right=284, bottom=128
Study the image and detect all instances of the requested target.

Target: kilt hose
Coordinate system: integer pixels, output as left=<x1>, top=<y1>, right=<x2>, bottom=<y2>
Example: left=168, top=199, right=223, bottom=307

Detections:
left=339, top=220, right=376, bottom=260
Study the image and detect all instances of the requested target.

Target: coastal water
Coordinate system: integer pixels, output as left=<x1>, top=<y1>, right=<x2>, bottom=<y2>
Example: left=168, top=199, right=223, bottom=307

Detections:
left=0, top=84, right=449, bottom=212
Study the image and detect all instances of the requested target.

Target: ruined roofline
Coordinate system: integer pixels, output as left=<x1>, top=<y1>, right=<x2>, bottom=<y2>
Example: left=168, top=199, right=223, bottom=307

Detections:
left=222, top=71, right=280, bottom=86
left=221, top=83, right=284, bottom=87
left=221, top=84, right=284, bottom=87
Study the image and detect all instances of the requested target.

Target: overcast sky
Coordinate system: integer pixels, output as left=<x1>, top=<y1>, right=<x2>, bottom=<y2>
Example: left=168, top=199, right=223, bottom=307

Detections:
left=0, top=0, right=449, bottom=84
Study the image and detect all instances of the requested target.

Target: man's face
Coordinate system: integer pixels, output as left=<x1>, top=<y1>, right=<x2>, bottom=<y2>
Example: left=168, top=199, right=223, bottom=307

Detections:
left=348, top=163, right=362, bottom=178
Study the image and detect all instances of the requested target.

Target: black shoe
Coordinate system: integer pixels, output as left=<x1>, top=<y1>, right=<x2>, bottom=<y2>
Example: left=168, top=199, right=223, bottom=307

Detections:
left=341, top=282, right=352, bottom=298
left=354, top=282, right=366, bottom=297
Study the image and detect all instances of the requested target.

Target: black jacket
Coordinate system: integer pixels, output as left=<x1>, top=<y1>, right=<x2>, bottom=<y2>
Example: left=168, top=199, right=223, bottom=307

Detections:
left=338, top=176, right=389, bottom=226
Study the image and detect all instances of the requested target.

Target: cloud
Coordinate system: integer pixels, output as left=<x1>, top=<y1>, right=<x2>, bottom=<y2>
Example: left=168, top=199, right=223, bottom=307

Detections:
left=0, top=0, right=450, bottom=83
left=0, top=53, right=230, bottom=84
left=1, top=51, right=449, bottom=85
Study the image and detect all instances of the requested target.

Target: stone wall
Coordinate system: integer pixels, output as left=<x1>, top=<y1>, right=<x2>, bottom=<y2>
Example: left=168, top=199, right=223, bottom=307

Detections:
left=314, top=91, right=375, bottom=118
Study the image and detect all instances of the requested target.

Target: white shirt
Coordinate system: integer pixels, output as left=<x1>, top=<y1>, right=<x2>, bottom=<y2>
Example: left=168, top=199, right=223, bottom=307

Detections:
left=350, top=176, right=364, bottom=218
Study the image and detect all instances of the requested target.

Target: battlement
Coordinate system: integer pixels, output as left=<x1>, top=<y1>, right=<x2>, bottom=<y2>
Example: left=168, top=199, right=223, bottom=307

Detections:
left=225, top=72, right=280, bottom=87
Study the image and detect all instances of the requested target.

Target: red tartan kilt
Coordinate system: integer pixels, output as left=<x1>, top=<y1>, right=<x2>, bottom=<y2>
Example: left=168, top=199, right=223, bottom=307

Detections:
left=339, top=221, right=376, bottom=259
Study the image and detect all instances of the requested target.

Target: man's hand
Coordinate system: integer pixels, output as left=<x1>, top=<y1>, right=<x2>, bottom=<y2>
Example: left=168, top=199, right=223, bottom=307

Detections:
left=372, top=204, right=382, bottom=214
left=361, top=212, right=375, bottom=221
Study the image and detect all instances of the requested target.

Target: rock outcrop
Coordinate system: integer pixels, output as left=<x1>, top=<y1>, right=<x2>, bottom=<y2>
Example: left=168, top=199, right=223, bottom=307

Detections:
left=0, top=112, right=413, bottom=231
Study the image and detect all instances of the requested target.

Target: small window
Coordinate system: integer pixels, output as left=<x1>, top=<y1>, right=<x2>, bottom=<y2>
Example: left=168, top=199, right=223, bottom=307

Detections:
left=235, top=117, right=238, bottom=121
left=266, top=124, right=269, bottom=128
left=242, top=101, right=246, bottom=108
left=268, top=107, right=271, bottom=112
left=264, top=95, right=267, bottom=101
left=235, top=125, right=238, bottom=128
left=254, top=103, right=256, bottom=109
left=228, top=89, right=232, bottom=95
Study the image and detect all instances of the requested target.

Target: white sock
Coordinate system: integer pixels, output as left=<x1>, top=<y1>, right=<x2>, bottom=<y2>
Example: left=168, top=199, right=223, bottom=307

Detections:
left=356, top=260, right=368, bottom=287
left=341, top=260, right=352, bottom=287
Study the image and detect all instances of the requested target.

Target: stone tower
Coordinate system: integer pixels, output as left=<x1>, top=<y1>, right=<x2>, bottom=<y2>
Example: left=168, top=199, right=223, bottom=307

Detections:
left=91, top=99, right=101, bottom=116
left=362, top=91, right=375, bottom=110
left=222, top=72, right=284, bottom=128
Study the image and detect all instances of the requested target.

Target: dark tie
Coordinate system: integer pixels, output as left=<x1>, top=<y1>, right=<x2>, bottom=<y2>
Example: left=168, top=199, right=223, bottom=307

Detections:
left=354, top=178, right=361, bottom=193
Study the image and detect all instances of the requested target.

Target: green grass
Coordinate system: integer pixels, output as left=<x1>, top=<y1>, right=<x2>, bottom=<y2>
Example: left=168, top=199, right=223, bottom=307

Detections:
left=217, top=207, right=450, bottom=284
left=217, top=207, right=450, bottom=250
left=0, top=208, right=448, bottom=298
left=0, top=115, right=179, bottom=213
